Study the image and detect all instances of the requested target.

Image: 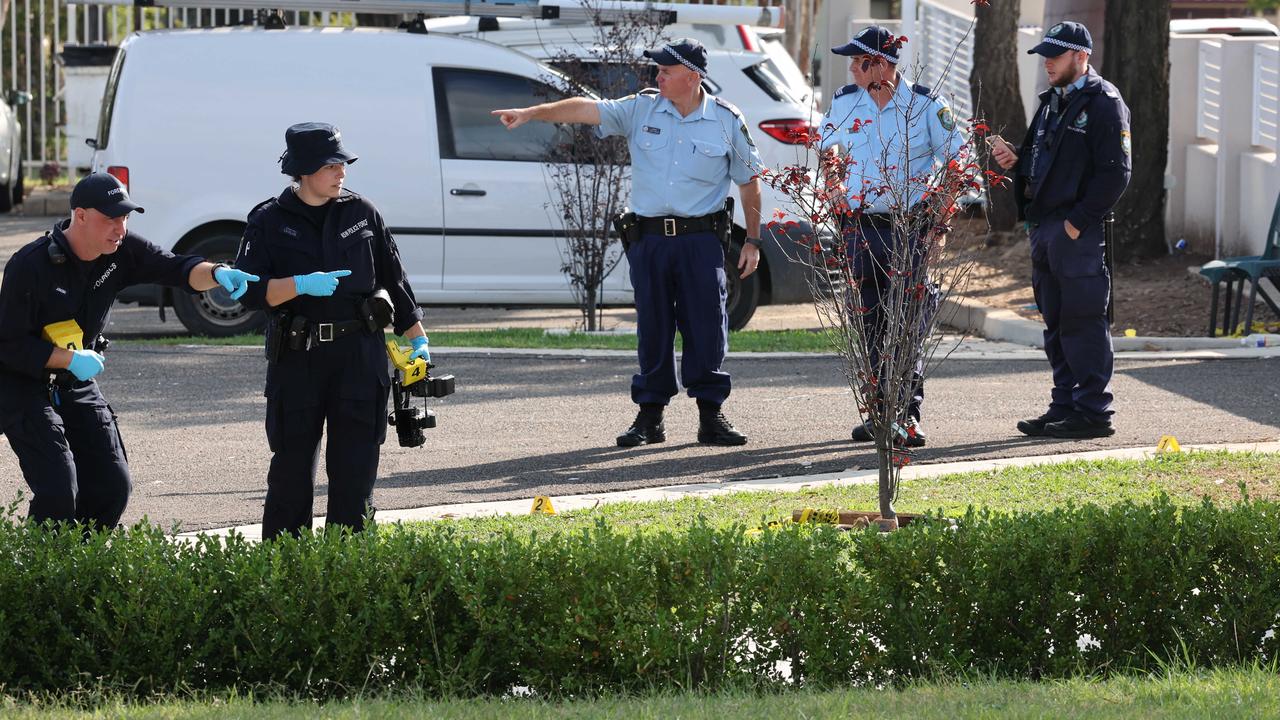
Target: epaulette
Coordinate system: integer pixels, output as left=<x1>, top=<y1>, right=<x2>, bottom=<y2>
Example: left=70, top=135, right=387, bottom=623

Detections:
left=713, top=95, right=744, bottom=118
left=911, top=83, right=938, bottom=100
left=833, top=83, right=860, bottom=99
left=248, top=197, right=275, bottom=219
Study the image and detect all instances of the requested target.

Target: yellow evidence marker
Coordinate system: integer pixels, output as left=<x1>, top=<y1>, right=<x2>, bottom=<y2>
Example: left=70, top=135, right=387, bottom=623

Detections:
left=42, top=320, right=85, bottom=350
left=530, top=496, right=556, bottom=515
left=384, top=340, right=429, bottom=387
left=1155, top=435, right=1182, bottom=454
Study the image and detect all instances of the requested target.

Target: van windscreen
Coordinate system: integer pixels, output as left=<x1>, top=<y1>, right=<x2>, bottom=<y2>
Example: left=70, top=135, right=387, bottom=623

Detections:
left=95, top=48, right=127, bottom=150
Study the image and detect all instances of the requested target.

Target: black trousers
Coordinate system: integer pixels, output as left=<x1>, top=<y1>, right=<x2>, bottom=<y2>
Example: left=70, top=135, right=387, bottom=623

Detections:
left=1, top=380, right=130, bottom=532
left=261, top=347, right=390, bottom=540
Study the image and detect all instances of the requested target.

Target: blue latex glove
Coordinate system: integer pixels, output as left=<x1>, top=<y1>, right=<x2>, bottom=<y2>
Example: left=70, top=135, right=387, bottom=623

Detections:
left=294, top=269, right=352, bottom=297
left=409, top=335, right=430, bottom=363
left=213, top=266, right=260, bottom=300
left=67, top=349, right=105, bottom=382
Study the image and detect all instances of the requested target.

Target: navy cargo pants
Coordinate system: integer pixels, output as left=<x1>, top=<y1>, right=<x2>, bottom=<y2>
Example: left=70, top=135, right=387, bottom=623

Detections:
left=262, top=336, right=390, bottom=540
left=848, top=219, right=939, bottom=421
left=627, top=230, right=731, bottom=406
left=1, top=380, right=130, bottom=532
left=1029, top=219, right=1114, bottom=422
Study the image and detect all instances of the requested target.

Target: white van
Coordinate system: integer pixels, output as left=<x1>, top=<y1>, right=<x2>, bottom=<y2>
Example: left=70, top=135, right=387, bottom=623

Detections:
left=95, top=25, right=820, bottom=336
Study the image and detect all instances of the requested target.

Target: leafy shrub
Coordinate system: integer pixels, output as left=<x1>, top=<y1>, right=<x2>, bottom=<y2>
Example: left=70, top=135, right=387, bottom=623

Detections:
left=0, top=497, right=1276, bottom=698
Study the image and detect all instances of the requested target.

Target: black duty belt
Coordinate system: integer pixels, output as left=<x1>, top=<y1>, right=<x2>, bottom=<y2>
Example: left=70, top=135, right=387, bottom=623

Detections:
left=309, top=318, right=368, bottom=344
left=637, top=213, right=718, bottom=237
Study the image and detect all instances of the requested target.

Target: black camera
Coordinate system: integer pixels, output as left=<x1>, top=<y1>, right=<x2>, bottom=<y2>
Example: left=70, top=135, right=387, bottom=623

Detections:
left=388, top=366, right=455, bottom=448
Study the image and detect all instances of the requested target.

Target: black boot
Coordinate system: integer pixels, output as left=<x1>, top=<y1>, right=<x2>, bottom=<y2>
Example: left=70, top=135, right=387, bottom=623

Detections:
left=617, top=403, right=666, bottom=447
left=1044, top=415, right=1115, bottom=439
left=696, top=400, right=747, bottom=446
left=1016, top=411, right=1071, bottom=437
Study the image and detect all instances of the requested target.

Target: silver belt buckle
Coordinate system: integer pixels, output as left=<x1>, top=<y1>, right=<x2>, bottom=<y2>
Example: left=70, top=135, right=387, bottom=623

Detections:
left=317, top=323, right=334, bottom=342
left=663, top=218, right=677, bottom=236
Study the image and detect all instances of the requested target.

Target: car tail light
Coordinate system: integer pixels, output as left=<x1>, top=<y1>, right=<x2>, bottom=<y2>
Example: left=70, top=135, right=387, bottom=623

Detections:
left=107, top=165, right=129, bottom=189
left=757, top=119, right=813, bottom=145
left=737, top=24, right=757, bottom=52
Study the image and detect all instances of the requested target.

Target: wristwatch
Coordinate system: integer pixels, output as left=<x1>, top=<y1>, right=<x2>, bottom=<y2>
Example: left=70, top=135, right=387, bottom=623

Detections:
left=744, top=237, right=762, bottom=248
left=209, top=262, right=230, bottom=284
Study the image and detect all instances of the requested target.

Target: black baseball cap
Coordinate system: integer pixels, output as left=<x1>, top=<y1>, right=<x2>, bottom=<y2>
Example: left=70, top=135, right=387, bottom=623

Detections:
left=1028, top=21, right=1093, bottom=57
left=833, top=25, right=901, bottom=64
left=279, top=122, right=359, bottom=176
left=643, top=39, right=708, bottom=77
left=70, top=172, right=144, bottom=217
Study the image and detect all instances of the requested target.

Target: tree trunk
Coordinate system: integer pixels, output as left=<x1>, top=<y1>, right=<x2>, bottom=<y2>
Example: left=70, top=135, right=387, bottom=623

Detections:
left=1103, top=0, right=1170, bottom=259
left=970, top=0, right=1026, bottom=235
left=877, top=447, right=896, bottom=520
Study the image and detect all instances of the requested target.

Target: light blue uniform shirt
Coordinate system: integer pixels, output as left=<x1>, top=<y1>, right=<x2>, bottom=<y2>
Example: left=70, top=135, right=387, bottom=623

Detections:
left=819, top=77, right=966, bottom=213
left=596, top=89, right=762, bottom=218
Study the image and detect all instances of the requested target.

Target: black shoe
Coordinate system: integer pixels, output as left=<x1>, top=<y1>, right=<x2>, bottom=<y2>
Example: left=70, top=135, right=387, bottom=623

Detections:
left=851, top=420, right=873, bottom=442
left=1017, top=412, right=1069, bottom=437
left=851, top=419, right=925, bottom=447
left=617, top=415, right=665, bottom=447
left=698, top=412, right=748, bottom=446
left=901, top=419, right=926, bottom=448
left=1044, top=416, right=1115, bottom=439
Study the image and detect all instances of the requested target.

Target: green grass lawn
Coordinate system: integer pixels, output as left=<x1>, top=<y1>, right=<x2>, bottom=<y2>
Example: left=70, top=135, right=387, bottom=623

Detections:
left=120, top=328, right=839, bottom=353
left=404, top=450, right=1280, bottom=541
left=5, top=665, right=1277, bottom=719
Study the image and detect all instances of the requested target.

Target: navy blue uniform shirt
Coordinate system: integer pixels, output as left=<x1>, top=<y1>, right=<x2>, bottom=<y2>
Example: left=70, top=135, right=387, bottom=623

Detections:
left=1014, top=67, right=1132, bottom=230
left=0, top=222, right=201, bottom=408
left=233, top=188, right=423, bottom=398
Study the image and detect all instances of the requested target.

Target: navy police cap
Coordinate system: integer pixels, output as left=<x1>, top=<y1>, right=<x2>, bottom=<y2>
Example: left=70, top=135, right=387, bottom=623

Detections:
left=833, top=25, right=900, bottom=64
left=279, top=122, right=359, bottom=177
left=71, top=172, right=144, bottom=218
left=1028, top=21, right=1093, bottom=57
left=643, top=38, right=708, bottom=77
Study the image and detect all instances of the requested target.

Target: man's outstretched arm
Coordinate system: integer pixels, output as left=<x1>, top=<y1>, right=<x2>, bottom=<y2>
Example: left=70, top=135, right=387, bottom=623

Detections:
left=492, top=97, right=601, bottom=129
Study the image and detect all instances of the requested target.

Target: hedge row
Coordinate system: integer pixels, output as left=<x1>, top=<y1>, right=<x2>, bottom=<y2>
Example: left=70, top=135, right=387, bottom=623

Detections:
left=0, top=497, right=1277, bottom=698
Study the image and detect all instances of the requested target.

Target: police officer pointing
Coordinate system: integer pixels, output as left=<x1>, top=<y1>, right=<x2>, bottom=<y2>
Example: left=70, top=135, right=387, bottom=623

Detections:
left=991, top=21, right=1131, bottom=440
left=493, top=39, right=763, bottom=447
left=233, top=123, right=429, bottom=539
left=0, top=173, right=258, bottom=531
left=820, top=26, right=965, bottom=447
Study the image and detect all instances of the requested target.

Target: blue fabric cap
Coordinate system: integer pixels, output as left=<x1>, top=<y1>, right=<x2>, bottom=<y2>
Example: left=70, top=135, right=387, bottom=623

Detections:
left=279, top=122, right=359, bottom=176
left=643, top=38, right=708, bottom=76
left=832, top=25, right=900, bottom=64
left=1028, top=21, right=1093, bottom=57
left=71, top=172, right=144, bottom=217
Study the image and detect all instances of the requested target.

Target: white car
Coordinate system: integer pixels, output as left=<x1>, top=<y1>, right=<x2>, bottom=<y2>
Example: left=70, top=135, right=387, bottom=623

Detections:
left=94, top=25, right=823, bottom=335
left=1170, top=17, right=1280, bottom=36
left=0, top=91, right=25, bottom=213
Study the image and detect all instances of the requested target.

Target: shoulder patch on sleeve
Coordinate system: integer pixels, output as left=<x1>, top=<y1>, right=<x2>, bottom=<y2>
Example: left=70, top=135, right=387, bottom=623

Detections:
left=833, top=83, right=860, bottom=99
left=937, top=105, right=956, bottom=132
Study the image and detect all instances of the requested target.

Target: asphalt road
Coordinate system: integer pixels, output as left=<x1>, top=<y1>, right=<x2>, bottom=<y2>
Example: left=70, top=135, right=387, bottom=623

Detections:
left=0, top=345, right=1276, bottom=532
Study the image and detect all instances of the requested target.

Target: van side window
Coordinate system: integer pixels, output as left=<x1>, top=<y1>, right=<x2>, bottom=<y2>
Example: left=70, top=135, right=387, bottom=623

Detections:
left=434, top=68, right=570, bottom=162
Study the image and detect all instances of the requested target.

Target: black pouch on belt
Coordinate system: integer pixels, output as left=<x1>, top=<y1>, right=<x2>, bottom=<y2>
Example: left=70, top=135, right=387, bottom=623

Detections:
left=265, top=311, right=291, bottom=363
left=716, top=196, right=736, bottom=255
left=286, top=315, right=312, bottom=352
left=613, top=210, right=639, bottom=252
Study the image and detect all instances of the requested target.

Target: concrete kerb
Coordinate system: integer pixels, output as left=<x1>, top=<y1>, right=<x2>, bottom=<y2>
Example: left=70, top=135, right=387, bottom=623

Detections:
left=940, top=295, right=1280, bottom=352
left=180, top=440, right=1280, bottom=541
